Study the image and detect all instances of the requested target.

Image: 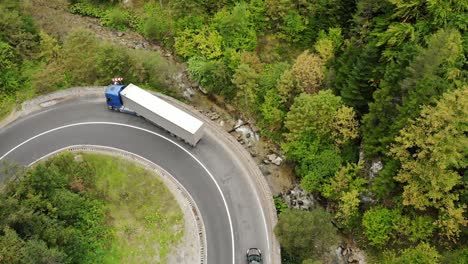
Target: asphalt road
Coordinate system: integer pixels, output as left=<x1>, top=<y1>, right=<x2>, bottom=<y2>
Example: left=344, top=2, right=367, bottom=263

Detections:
left=0, top=96, right=271, bottom=263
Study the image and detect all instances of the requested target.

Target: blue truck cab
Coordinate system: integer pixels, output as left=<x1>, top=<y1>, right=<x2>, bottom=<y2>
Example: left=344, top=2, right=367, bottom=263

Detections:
left=105, top=84, right=126, bottom=109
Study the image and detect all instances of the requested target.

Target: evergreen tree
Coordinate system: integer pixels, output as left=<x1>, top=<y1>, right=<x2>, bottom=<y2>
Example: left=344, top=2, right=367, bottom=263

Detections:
left=333, top=41, right=381, bottom=114
left=362, top=28, right=464, bottom=158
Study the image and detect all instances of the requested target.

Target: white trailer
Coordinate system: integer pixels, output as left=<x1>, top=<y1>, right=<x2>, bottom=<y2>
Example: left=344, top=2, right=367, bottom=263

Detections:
left=120, top=84, right=205, bottom=146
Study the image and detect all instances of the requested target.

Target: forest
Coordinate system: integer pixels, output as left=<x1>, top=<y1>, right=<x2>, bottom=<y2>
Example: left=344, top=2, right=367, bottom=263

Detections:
left=0, top=155, right=112, bottom=263
left=0, top=0, right=466, bottom=263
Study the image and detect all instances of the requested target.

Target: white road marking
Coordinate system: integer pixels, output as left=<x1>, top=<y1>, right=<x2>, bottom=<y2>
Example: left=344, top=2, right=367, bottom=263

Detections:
left=0, top=121, right=237, bottom=264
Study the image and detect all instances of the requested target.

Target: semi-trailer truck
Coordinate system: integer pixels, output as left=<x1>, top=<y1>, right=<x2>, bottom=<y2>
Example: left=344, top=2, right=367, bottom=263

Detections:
left=105, top=83, right=205, bottom=146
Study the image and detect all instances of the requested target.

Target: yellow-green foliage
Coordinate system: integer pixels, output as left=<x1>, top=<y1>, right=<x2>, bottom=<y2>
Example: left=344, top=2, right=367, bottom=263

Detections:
left=383, top=243, right=440, bottom=264
left=175, top=27, right=223, bottom=60
left=391, top=87, right=468, bottom=241
left=323, top=163, right=367, bottom=229
left=290, top=50, right=324, bottom=94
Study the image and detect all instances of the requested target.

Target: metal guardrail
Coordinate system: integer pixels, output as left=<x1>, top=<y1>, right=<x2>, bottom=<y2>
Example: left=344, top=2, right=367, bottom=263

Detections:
left=28, top=145, right=207, bottom=264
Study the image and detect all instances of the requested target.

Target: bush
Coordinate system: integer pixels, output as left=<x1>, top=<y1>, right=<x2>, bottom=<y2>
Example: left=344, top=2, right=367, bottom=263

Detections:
left=187, top=57, right=234, bottom=97
left=274, top=196, right=288, bottom=214
left=175, top=15, right=205, bottom=31
left=383, top=243, right=440, bottom=264
left=395, top=214, right=435, bottom=243
left=70, top=2, right=106, bottom=18
left=61, top=29, right=100, bottom=83
left=128, top=48, right=175, bottom=91
left=141, top=7, right=173, bottom=44
left=102, top=8, right=129, bottom=30
left=0, top=94, right=15, bottom=119
left=95, top=43, right=132, bottom=83
left=142, top=17, right=162, bottom=41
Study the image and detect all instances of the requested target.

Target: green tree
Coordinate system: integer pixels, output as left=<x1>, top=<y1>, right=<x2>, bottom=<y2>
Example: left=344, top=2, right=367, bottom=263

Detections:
left=128, top=48, right=175, bottom=90
left=259, top=88, right=286, bottom=137
left=258, top=62, right=290, bottom=97
left=0, top=41, right=20, bottom=95
left=247, top=0, right=268, bottom=31
left=212, top=2, right=257, bottom=51
left=441, top=248, right=468, bottom=264
left=388, top=0, right=467, bottom=30
left=375, top=22, right=416, bottom=50
left=362, top=207, right=400, bottom=248
left=275, top=208, right=339, bottom=261
left=38, top=31, right=60, bottom=63
left=282, top=91, right=358, bottom=193
left=169, top=0, right=203, bottom=18
left=394, top=214, right=435, bottom=243
left=333, top=41, right=381, bottom=114
left=323, top=163, right=367, bottom=228
left=313, top=28, right=343, bottom=62
left=284, top=91, right=340, bottom=143
left=142, top=14, right=173, bottom=43
left=0, top=2, right=40, bottom=59
left=265, top=0, right=294, bottom=24
left=277, top=69, right=298, bottom=108
left=23, top=239, right=66, bottom=264
left=140, top=3, right=174, bottom=43
left=390, top=87, right=468, bottom=241
left=232, top=63, right=259, bottom=118
left=299, top=147, right=343, bottom=193
left=284, top=91, right=358, bottom=146
left=102, top=8, right=130, bottom=31
left=395, top=28, right=463, bottom=127
left=0, top=227, right=25, bottom=263
left=280, top=10, right=306, bottom=43
left=257, top=62, right=290, bottom=137
left=332, top=106, right=359, bottom=145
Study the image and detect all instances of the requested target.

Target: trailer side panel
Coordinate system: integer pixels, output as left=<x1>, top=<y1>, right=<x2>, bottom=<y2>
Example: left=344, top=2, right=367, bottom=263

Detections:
left=120, top=84, right=204, bottom=146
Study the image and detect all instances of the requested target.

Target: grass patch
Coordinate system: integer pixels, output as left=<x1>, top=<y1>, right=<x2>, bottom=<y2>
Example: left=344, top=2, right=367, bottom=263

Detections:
left=83, top=153, right=184, bottom=264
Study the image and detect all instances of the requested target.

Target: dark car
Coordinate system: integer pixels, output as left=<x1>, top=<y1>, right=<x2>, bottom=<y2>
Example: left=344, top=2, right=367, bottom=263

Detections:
left=247, top=248, right=262, bottom=264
